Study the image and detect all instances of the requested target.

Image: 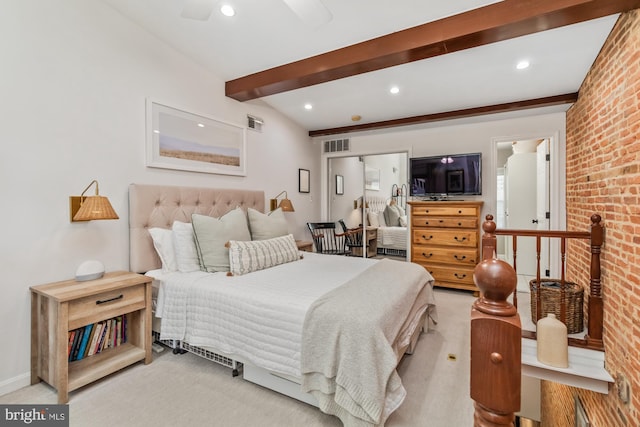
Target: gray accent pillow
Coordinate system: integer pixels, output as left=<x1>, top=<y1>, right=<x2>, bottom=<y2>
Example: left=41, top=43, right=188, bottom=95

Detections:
left=383, top=204, right=402, bottom=227
left=247, top=208, right=288, bottom=240
left=191, top=208, right=251, bottom=272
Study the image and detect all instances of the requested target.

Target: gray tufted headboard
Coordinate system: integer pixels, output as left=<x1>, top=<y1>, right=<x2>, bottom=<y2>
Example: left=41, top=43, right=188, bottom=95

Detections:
left=128, top=183, right=265, bottom=273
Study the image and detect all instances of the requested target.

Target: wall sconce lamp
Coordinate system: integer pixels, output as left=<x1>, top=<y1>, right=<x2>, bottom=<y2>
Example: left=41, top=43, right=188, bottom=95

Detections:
left=269, top=191, right=295, bottom=212
left=69, top=180, right=119, bottom=222
left=353, top=196, right=369, bottom=210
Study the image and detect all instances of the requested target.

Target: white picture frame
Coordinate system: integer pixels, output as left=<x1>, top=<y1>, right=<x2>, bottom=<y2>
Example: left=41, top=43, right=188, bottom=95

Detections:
left=146, top=99, right=247, bottom=176
left=365, top=166, right=380, bottom=191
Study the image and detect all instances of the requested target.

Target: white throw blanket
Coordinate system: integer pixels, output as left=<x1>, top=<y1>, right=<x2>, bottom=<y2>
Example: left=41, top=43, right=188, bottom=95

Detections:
left=301, top=259, right=433, bottom=427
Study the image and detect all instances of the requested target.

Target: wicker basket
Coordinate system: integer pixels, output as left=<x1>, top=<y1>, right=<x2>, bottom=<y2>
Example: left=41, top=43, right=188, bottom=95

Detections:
left=529, top=279, right=584, bottom=334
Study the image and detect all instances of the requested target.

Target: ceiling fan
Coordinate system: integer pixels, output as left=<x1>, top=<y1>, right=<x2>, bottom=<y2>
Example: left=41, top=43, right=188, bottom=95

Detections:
left=181, top=0, right=332, bottom=28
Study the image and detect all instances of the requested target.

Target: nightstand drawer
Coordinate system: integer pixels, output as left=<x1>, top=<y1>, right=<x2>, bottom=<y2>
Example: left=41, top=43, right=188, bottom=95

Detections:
left=68, top=285, right=145, bottom=329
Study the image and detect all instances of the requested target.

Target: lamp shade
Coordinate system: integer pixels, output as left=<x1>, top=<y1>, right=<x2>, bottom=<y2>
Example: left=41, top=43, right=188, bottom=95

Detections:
left=70, top=180, right=119, bottom=221
left=73, top=196, right=119, bottom=221
left=278, top=198, right=294, bottom=212
left=270, top=190, right=295, bottom=212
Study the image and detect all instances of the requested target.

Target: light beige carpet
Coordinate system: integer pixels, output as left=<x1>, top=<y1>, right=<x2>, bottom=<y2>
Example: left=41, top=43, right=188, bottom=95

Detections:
left=1, top=288, right=476, bottom=427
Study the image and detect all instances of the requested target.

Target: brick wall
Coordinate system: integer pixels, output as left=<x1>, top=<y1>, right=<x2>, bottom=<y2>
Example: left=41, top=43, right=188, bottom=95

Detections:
left=543, top=9, right=640, bottom=427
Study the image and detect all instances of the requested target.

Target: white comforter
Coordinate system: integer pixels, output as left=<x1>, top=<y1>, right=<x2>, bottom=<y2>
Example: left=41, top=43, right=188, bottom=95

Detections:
left=376, top=226, right=407, bottom=250
left=155, top=252, right=381, bottom=377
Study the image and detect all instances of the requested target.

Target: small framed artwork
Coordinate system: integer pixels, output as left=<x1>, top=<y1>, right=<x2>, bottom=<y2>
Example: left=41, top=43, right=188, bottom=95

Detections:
left=299, top=168, right=310, bottom=193
left=365, top=166, right=380, bottom=191
left=336, top=175, right=344, bottom=195
left=575, top=396, right=590, bottom=427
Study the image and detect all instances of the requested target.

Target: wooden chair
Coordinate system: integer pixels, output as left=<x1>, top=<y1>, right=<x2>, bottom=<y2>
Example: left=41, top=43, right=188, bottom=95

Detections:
left=338, top=219, right=364, bottom=256
left=307, top=222, right=351, bottom=256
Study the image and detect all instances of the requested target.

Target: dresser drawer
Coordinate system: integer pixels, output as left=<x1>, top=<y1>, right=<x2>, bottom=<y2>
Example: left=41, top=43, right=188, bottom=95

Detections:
left=412, top=216, right=478, bottom=229
left=419, top=264, right=476, bottom=285
left=412, top=229, right=478, bottom=247
left=68, top=284, right=145, bottom=329
left=412, top=246, right=478, bottom=265
left=411, top=206, right=479, bottom=217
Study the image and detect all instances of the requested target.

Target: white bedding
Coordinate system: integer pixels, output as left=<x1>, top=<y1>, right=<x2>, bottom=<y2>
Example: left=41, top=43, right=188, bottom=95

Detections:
left=376, top=226, right=408, bottom=251
left=154, top=252, right=382, bottom=377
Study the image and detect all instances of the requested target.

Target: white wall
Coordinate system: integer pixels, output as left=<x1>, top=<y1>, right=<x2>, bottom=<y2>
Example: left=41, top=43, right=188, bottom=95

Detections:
left=0, top=0, right=318, bottom=393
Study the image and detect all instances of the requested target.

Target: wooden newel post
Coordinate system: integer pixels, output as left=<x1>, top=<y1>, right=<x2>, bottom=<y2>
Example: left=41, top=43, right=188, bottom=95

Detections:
left=471, top=257, right=521, bottom=427
left=482, top=214, right=497, bottom=260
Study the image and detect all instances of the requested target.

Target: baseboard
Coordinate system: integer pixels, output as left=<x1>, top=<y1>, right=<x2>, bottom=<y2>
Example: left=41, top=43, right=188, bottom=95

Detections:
left=0, top=371, right=31, bottom=397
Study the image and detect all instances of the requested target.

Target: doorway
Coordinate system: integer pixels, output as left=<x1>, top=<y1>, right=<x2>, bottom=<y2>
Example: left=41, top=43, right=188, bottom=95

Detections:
left=494, top=137, right=554, bottom=291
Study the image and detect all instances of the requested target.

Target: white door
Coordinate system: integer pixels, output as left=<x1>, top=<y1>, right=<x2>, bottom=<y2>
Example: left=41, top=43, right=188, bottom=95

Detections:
left=505, top=152, right=538, bottom=277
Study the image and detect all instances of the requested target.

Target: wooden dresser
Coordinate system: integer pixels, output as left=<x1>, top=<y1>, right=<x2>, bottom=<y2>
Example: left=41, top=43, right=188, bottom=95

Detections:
left=409, top=201, right=483, bottom=292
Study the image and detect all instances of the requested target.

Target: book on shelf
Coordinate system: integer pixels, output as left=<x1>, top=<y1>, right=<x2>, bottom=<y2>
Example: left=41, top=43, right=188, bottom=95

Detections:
left=87, top=321, right=104, bottom=357
left=75, top=324, right=93, bottom=361
left=116, top=316, right=122, bottom=346
left=70, top=327, right=85, bottom=361
left=67, top=330, right=77, bottom=358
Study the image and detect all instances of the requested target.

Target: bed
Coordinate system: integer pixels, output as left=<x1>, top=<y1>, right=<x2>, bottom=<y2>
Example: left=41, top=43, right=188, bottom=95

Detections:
left=129, top=183, right=436, bottom=427
left=367, top=196, right=408, bottom=257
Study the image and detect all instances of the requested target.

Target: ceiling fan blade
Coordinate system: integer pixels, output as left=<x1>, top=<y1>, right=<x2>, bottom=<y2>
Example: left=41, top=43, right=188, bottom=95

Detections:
left=181, top=0, right=215, bottom=21
left=282, top=0, right=333, bottom=28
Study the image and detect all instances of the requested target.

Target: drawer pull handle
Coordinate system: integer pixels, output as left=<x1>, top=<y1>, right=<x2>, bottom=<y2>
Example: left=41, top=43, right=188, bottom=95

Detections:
left=458, top=222, right=462, bottom=226
left=422, top=235, right=434, bottom=240
left=424, top=221, right=429, bottom=225
left=422, top=252, right=433, bottom=258
left=454, top=255, right=467, bottom=261
left=454, top=236, right=467, bottom=242
left=96, top=294, right=124, bottom=305
left=439, top=220, right=444, bottom=223
left=454, top=273, right=467, bottom=279
left=458, top=210, right=462, bottom=214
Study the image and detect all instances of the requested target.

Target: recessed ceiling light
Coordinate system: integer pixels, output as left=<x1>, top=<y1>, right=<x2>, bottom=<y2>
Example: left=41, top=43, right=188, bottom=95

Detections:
left=304, top=103, right=313, bottom=110
left=516, top=60, right=530, bottom=70
left=390, top=86, right=400, bottom=94
left=220, top=4, right=235, bottom=17
left=197, top=123, right=204, bottom=128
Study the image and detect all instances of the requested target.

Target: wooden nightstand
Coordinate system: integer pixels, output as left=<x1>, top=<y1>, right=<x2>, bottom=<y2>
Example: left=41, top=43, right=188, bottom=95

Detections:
left=296, top=240, right=313, bottom=252
left=30, top=271, right=152, bottom=403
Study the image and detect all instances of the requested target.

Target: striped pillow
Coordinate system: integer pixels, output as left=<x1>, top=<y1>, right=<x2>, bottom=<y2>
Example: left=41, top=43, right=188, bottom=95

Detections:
left=228, top=234, right=300, bottom=276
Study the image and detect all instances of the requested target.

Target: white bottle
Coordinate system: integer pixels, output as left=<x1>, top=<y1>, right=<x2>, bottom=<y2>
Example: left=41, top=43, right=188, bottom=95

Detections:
left=537, top=313, right=569, bottom=368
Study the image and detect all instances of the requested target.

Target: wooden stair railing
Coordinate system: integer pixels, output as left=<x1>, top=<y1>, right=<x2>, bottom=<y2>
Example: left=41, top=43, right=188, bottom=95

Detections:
left=471, top=257, right=521, bottom=427
left=480, top=214, right=604, bottom=350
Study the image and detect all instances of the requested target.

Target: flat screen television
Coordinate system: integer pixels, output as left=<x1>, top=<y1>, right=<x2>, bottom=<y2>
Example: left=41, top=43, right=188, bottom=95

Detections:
left=409, top=153, right=482, bottom=197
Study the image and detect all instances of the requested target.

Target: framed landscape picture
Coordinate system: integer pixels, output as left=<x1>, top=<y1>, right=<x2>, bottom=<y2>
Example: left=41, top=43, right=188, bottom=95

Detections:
left=146, top=99, right=246, bottom=176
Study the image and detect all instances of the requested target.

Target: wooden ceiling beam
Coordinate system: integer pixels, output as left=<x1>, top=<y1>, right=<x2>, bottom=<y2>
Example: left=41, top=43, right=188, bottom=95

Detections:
left=307, top=93, right=578, bottom=137
left=226, top=0, right=640, bottom=102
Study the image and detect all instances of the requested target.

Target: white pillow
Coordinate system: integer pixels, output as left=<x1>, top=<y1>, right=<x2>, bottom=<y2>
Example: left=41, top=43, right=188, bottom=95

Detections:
left=377, top=211, right=387, bottom=227
left=228, top=234, right=300, bottom=276
left=192, top=208, right=251, bottom=273
left=368, top=211, right=380, bottom=228
left=247, top=208, right=288, bottom=240
left=148, top=228, right=177, bottom=273
left=399, top=215, right=408, bottom=227
left=172, top=221, right=201, bottom=273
